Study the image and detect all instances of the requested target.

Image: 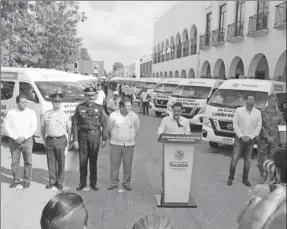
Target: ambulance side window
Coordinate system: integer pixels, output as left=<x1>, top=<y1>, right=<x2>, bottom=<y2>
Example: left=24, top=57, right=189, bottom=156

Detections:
left=1, top=81, right=15, bottom=100
left=19, top=82, right=39, bottom=103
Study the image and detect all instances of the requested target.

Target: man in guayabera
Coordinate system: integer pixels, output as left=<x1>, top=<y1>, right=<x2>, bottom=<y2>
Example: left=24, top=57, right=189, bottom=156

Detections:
left=72, top=86, right=108, bottom=191
left=257, top=93, right=285, bottom=184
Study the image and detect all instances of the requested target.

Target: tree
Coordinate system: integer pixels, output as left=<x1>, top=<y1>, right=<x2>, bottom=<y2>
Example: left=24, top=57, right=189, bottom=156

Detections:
left=0, top=0, right=86, bottom=69
left=112, top=62, right=124, bottom=72
left=80, top=48, right=91, bottom=60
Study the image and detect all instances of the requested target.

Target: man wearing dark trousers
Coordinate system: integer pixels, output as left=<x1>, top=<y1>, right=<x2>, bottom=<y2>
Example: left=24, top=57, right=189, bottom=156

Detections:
left=140, top=88, right=150, bottom=115
left=72, top=86, right=108, bottom=191
left=41, top=93, right=71, bottom=190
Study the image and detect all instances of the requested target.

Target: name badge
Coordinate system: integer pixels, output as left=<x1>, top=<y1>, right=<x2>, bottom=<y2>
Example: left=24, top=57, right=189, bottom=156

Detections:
left=80, top=110, right=86, bottom=112
left=95, top=109, right=98, bottom=112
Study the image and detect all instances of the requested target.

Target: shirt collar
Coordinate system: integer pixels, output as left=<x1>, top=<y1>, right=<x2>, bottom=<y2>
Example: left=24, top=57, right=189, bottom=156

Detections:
left=244, top=106, right=254, bottom=112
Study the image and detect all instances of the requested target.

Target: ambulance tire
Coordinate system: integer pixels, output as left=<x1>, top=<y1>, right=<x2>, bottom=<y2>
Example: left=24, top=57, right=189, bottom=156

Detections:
left=209, top=142, right=219, bottom=148
left=155, top=111, right=162, bottom=117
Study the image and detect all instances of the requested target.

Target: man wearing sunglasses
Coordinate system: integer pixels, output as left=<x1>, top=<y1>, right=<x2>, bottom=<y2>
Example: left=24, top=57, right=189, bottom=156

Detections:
left=41, top=93, right=71, bottom=190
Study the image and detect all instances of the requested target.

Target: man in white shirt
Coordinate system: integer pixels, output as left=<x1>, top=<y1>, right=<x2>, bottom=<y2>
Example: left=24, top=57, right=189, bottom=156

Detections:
left=95, top=83, right=106, bottom=106
left=140, top=88, right=151, bottom=116
left=125, top=83, right=133, bottom=105
left=227, top=95, right=262, bottom=187
left=157, top=102, right=191, bottom=136
left=3, top=94, right=37, bottom=188
left=107, top=91, right=120, bottom=114
left=107, top=100, right=140, bottom=191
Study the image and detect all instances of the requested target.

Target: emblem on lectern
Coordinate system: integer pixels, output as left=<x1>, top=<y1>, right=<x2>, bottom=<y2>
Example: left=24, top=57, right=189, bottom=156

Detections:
left=174, top=150, right=184, bottom=160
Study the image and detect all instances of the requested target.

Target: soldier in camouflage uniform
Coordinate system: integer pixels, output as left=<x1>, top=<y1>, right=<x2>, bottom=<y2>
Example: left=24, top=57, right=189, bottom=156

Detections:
left=257, top=93, right=285, bottom=184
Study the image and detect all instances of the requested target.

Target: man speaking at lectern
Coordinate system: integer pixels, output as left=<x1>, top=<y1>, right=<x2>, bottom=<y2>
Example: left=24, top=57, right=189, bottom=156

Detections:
left=157, top=102, right=191, bottom=135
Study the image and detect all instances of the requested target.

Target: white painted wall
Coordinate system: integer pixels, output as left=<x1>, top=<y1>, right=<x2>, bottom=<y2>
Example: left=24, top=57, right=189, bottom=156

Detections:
left=152, top=1, right=286, bottom=80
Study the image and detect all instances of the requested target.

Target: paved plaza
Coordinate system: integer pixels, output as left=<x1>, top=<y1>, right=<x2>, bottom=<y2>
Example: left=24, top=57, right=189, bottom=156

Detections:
left=1, top=105, right=261, bottom=229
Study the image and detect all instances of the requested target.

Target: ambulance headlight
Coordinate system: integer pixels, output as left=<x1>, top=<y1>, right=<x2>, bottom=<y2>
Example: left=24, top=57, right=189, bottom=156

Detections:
left=203, top=117, right=212, bottom=128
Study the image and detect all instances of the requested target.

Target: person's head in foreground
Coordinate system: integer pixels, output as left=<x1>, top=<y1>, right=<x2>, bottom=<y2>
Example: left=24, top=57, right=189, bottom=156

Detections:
left=237, top=148, right=286, bottom=229
left=171, top=102, right=183, bottom=120
left=132, top=214, right=177, bottom=229
left=119, top=100, right=132, bottom=115
left=245, top=95, right=255, bottom=108
left=16, top=94, right=28, bottom=111
left=40, top=192, right=88, bottom=229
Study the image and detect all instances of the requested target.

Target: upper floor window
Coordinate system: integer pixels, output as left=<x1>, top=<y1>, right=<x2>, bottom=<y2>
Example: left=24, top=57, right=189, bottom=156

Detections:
left=74, top=62, right=78, bottom=69
left=257, top=0, right=268, bottom=14
left=236, top=1, right=245, bottom=22
left=206, top=12, right=212, bottom=34
left=219, top=4, right=226, bottom=30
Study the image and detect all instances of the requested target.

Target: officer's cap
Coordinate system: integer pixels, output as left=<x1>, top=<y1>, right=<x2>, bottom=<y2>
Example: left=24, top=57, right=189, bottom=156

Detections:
left=50, top=93, right=64, bottom=102
left=83, top=86, right=97, bottom=96
left=268, top=93, right=278, bottom=100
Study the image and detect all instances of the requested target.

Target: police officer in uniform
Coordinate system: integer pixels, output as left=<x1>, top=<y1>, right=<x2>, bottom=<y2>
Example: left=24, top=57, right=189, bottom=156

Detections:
left=41, top=93, right=71, bottom=190
left=72, top=86, right=108, bottom=191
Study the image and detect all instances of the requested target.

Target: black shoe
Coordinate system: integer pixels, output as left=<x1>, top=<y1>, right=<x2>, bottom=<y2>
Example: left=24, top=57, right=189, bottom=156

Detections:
left=56, top=184, right=63, bottom=190
left=76, top=184, right=86, bottom=191
left=242, top=180, right=251, bottom=187
left=226, top=179, right=233, bottom=186
left=9, top=182, right=21, bottom=188
left=107, top=185, right=118, bottom=190
left=90, top=185, right=99, bottom=191
left=123, top=184, right=132, bottom=191
left=46, top=184, right=55, bottom=189
left=23, top=182, right=30, bottom=188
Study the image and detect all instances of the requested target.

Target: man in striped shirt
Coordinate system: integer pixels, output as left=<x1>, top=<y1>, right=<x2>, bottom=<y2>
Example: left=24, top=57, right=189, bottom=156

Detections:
left=107, top=100, right=140, bottom=191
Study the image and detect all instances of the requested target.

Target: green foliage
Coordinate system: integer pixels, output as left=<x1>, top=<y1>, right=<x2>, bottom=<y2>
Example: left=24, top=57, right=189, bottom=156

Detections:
left=112, top=62, right=124, bottom=72
left=1, top=0, right=87, bottom=70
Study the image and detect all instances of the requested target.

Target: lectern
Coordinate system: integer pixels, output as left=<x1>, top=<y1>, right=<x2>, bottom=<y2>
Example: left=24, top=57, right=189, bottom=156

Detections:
left=154, top=134, right=201, bottom=208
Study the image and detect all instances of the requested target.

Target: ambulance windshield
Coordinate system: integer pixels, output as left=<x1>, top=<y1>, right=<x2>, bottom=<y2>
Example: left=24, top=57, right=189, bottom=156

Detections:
left=144, top=82, right=158, bottom=89
left=35, top=79, right=96, bottom=102
left=153, top=83, right=178, bottom=93
left=209, top=89, right=268, bottom=109
left=171, top=85, right=211, bottom=99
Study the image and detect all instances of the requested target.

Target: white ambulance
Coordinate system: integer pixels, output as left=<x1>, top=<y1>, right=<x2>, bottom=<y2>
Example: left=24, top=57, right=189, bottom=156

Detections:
left=202, top=79, right=286, bottom=148
left=166, top=78, right=224, bottom=125
left=134, top=78, right=162, bottom=104
left=150, top=78, right=183, bottom=116
left=1, top=67, right=98, bottom=145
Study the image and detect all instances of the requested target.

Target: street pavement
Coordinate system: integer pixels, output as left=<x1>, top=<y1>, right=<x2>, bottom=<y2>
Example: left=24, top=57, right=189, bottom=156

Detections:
left=1, top=101, right=261, bottom=229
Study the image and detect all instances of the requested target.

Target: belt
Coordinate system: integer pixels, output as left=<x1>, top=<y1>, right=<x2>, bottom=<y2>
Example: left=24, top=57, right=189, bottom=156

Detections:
left=79, top=129, right=99, bottom=134
left=47, top=135, right=65, bottom=139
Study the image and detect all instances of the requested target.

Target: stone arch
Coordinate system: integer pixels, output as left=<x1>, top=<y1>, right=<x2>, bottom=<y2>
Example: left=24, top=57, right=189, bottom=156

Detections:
left=164, top=72, right=168, bottom=78
left=200, top=61, right=211, bottom=78
left=165, top=39, right=170, bottom=60
left=153, top=46, right=157, bottom=63
left=152, top=73, right=155, bottom=78
left=169, top=71, right=173, bottom=78
left=274, top=50, right=286, bottom=81
left=248, top=53, right=269, bottom=80
left=188, top=68, right=195, bottom=78
left=175, top=33, right=182, bottom=58
left=190, top=24, right=197, bottom=55
left=156, top=72, right=159, bottom=78
left=213, top=59, right=226, bottom=79
left=174, top=70, right=180, bottom=78
left=160, top=72, right=163, bottom=78
left=181, top=69, right=187, bottom=78
left=228, top=56, right=245, bottom=79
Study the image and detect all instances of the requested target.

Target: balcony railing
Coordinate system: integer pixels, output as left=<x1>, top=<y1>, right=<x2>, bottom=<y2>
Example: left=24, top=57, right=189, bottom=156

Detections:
left=157, top=53, right=160, bottom=63
left=170, top=50, right=175, bottom=60
left=227, top=21, right=244, bottom=40
left=166, top=52, right=170, bottom=61
left=199, top=33, right=210, bottom=50
left=190, top=44, right=197, bottom=55
left=211, top=28, right=225, bottom=45
left=161, top=53, right=165, bottom=62
left=274, top=2, right=286, bottom=29
left=183, top=45, right=189, bottom=57
left=176, top=44, right=182, bottom=58
left=248, top=12, right=268, bottom=34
